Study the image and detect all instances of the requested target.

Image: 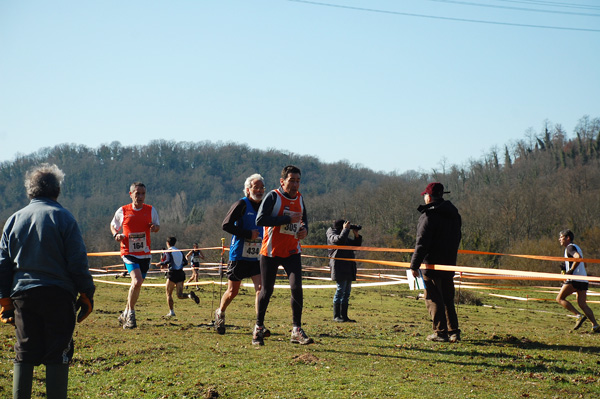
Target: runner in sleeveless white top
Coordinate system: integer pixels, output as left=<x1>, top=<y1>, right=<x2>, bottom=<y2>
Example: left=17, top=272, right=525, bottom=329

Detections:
left=159, top=236, right=200, bottom=317
left=556, top=229, right=599, bottom=333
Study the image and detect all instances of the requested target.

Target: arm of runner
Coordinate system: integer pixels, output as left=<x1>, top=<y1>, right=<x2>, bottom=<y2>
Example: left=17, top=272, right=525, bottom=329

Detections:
left=256, top=191, right=292, bottom=227
left=567, top=251, right=581, bottom=274
left=222, top=200, right=253, bottom=239
left=110, top=208, right=124, bottom=241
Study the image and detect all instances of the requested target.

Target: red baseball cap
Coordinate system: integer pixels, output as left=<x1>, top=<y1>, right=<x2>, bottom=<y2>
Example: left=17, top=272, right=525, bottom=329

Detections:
left=420, top=182, right=445, bottom=196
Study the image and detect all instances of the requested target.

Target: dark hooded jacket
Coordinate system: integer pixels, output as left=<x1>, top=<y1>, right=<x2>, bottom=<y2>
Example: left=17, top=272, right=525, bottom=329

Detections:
left=409, top=199, right=462, bottom=279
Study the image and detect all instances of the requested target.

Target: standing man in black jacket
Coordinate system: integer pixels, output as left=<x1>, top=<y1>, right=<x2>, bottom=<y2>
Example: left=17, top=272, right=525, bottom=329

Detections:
left=409, top=182, right=462, bottom=343
left=327, top=220, right=362, bottom=322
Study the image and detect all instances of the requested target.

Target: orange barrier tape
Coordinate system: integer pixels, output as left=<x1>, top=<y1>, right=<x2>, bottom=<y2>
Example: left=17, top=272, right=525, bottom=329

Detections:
left=305, top=245, right=412, bottom=253
left=89, top=244, right=600, bottom=266
left=457, top=249, right=600, bottom=265
left=302, top=254, right=600, bottom=283
left=304, top=245, right=600, bottom=265
left=92, top=278, right=215, bottom=287
left=87, top=243, right=600, bottom=286
left=87, top=246, right=224, bottom=257
left=100, top=264, right=126, bottom=269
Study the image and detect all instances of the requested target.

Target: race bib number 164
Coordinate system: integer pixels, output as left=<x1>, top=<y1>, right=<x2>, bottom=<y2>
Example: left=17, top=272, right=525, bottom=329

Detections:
left=128, top=232, right=148, bottom=253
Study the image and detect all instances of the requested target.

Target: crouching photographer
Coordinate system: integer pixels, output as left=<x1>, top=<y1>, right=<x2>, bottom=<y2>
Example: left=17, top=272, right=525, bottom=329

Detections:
left=326, top=220, right=362, bottom=322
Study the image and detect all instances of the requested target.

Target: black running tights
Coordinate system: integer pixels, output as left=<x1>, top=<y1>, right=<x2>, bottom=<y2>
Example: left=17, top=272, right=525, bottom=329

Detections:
left=256, top=253, right=303, bottom=327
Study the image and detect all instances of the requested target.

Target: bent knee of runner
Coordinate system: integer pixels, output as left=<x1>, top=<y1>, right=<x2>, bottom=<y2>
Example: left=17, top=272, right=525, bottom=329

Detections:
left=131, top=276, right=144, bottom=289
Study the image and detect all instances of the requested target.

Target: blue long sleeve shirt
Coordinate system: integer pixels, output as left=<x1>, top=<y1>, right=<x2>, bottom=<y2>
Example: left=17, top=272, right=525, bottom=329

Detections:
left=0, top=197, right=94, bottom=299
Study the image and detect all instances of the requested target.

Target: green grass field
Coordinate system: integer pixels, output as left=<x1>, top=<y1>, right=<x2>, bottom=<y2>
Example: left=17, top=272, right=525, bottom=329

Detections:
left=1, top=274, right=599, bottom=398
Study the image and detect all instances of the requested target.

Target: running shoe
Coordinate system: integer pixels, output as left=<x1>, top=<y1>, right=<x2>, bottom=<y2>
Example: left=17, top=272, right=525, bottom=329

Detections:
left=165, top=310, right=176, bottom=318
left=123, top=312, right=137, bottom=329
left=215, top=309, right=226, bottom=335
left=290, top=327, right=314, bottom=345
left=252, top=325, right=265, bottom=346
left=592, top=324, right=600, bottom=333
left=574, top=314, right=587, bottom=330
left=189, top=291, right=200, bottom=304
left=118, top=311, right=126, bottom=325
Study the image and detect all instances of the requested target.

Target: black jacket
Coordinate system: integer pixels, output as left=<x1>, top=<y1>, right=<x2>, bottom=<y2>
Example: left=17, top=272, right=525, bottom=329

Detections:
left=409, top=199, right=462, bottom=279
left=327, top=227, right=362, bottom=281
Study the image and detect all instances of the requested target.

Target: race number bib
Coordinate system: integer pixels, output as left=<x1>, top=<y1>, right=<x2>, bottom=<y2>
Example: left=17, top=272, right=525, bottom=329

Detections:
left=192, top=256, right=201, bottom=263
left=128, top=232, right=148, bottom=253
left=281, top=209, right=300, bottom=237
left=242, top=240, right=261, bottom=259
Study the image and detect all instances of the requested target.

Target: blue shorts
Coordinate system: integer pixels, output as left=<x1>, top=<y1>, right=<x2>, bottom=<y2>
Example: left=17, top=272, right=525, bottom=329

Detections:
left=124, top=255, right=151, bottom=279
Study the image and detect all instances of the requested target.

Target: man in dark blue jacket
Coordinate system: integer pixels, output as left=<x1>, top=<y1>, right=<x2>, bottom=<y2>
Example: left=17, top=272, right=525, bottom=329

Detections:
left=410, top=182, right=462, bottom=343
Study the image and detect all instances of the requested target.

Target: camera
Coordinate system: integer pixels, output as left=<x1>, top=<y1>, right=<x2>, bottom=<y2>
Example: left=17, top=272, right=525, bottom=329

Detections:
left=349, top=224, right=362, bottom=231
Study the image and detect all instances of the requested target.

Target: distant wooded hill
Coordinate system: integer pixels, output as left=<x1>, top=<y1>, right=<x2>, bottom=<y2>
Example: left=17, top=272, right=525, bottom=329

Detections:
left=1, top=116, right=599, bottom=278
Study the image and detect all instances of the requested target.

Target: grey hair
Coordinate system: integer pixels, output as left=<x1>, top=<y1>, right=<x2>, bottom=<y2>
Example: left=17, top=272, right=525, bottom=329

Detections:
left=24, top=163, right=65, bottom=199
left=129, top=182, right=146, bottom=192
left=244, top=173, right=264, bottom=196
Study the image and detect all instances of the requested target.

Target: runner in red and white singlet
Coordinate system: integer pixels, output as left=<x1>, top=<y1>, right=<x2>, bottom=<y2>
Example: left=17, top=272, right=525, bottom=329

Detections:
left=110, top=182, right=160, bottom=329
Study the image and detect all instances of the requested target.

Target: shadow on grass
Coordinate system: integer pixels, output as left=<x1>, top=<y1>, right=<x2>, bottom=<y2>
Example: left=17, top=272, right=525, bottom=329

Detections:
left=316, top=332, right=600, bottom=376
left=316, top=345, right=592, bottom=376
left=468, top=334, right=600, bottom=353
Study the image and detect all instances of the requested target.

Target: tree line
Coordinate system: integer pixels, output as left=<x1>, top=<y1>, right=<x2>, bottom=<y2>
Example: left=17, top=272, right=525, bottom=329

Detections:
left=1, top=115, right=599, bottom=281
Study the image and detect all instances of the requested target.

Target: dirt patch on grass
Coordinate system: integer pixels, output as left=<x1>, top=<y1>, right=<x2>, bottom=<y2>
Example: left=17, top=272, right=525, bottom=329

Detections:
left=291, top=353, right=320, bottom=365
left=204, top=386, right=219, bottom=398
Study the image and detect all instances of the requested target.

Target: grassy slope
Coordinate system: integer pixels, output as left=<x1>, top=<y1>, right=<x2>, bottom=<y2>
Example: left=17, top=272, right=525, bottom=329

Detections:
left=1, top=276, right=599, bottom=398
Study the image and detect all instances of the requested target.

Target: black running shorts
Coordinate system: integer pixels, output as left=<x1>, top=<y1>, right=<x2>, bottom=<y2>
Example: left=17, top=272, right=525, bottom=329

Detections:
left=168, top=269, right=186, bottom=284
left=567, top=280, right=589, bottom=291
left=227, top=260, right=260, bottom=281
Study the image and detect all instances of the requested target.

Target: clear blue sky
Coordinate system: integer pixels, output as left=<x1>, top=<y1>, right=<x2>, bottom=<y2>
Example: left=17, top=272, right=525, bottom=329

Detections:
left=1, top=0, right=598, bottom=174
